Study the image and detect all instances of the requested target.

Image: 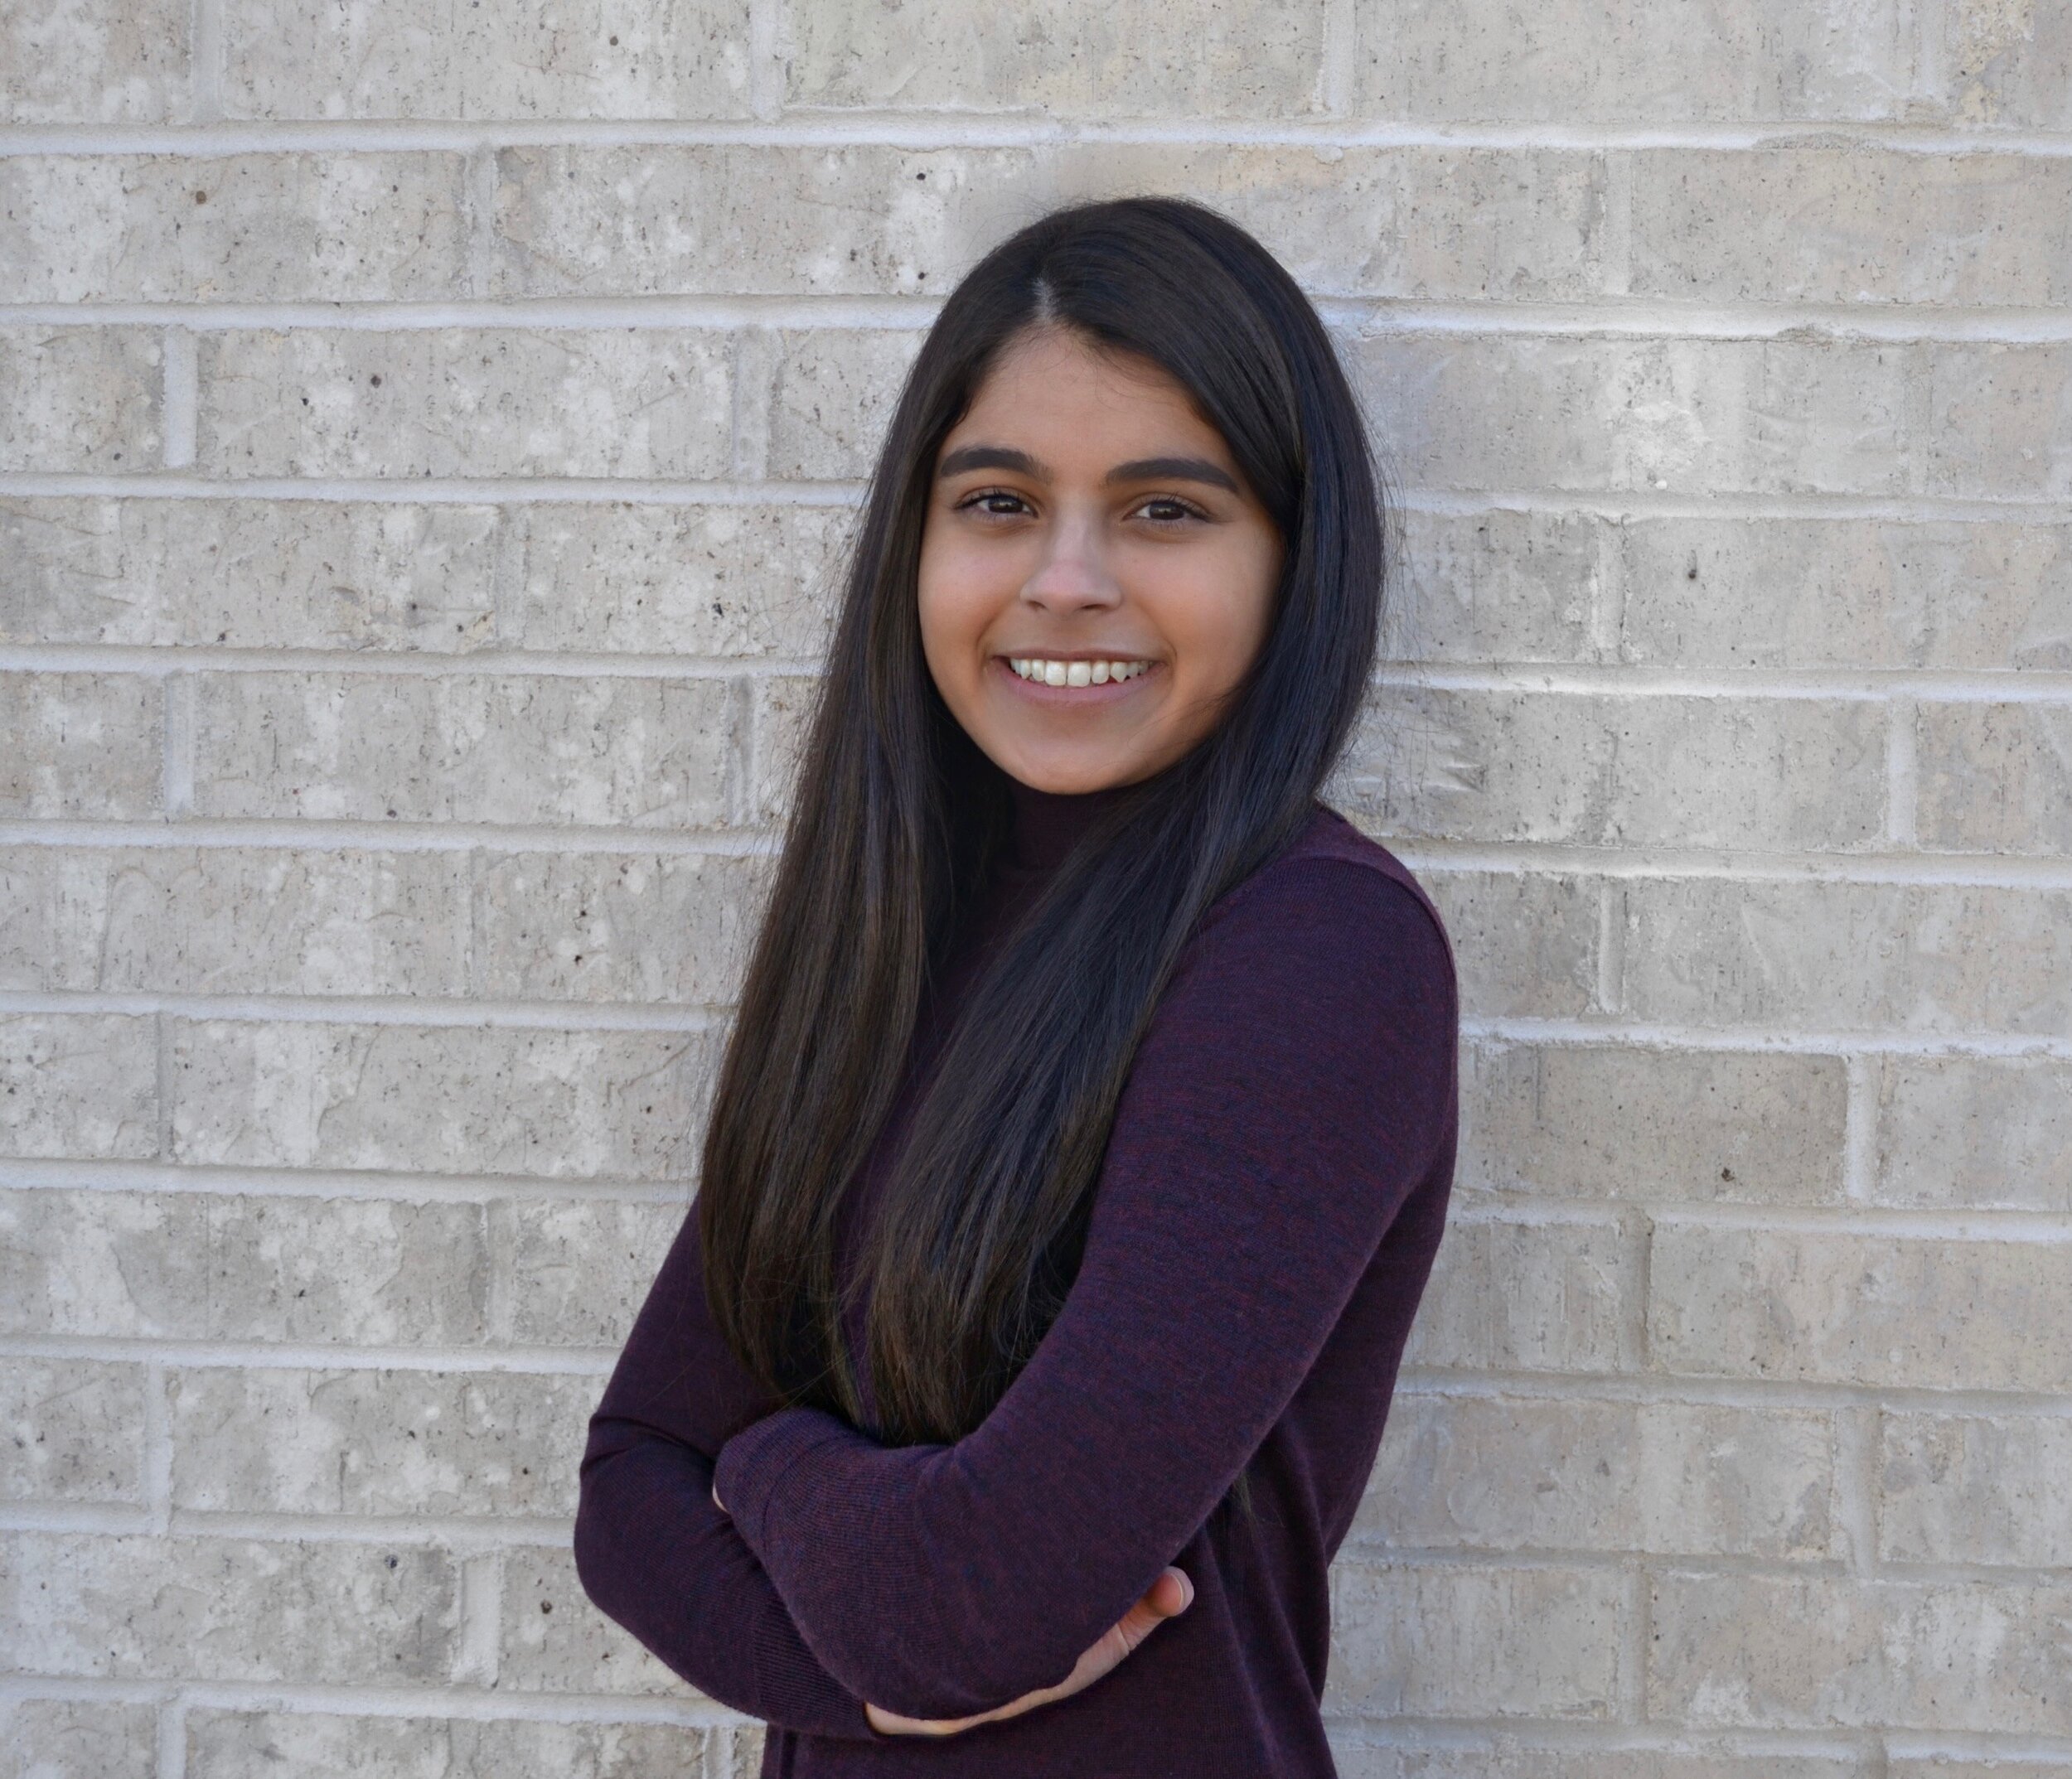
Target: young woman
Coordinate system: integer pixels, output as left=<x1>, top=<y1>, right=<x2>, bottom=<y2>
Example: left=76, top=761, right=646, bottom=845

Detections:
left=574, top=196, right=1459, bottom=1776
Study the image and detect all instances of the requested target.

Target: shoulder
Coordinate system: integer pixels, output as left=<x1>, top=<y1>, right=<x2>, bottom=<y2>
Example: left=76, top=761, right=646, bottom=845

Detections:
left=1189, top=801, right=1457, bottom=998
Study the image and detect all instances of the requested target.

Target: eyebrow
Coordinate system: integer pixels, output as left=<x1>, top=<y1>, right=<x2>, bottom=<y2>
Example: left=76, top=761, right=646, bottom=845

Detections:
left=936, top=444, right=1242, bottom=496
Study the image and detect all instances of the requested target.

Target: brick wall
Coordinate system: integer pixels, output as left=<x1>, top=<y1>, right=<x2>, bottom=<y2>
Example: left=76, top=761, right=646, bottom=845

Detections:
left=3, top=2, right=2069, bottom=1774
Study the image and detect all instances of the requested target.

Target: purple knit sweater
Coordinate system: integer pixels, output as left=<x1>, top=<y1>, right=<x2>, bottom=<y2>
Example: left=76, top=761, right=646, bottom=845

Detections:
left=574, top=777, right=1460, bottom=1777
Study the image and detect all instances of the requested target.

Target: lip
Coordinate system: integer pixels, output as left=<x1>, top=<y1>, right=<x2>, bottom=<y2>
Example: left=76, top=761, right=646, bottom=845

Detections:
left=989, top=653, right=1161, bottom=703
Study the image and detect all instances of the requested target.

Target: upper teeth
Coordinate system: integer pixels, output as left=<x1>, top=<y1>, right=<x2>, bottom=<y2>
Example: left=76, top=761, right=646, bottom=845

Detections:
left=1009, top=658, right=1151, bottom=687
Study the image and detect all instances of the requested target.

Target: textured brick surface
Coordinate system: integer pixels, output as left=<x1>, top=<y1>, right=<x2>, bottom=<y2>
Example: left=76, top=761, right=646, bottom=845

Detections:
left=4, top=0, right=2062, bottom=1767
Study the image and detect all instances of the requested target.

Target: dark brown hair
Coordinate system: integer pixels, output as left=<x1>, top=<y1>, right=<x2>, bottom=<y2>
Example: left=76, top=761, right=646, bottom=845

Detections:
left=697, top=196, right=1386, bottom=1447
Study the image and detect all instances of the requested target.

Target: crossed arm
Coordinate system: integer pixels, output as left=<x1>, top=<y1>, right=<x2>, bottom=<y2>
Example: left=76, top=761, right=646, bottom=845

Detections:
left=576, top=858, right=1456, bottom=1733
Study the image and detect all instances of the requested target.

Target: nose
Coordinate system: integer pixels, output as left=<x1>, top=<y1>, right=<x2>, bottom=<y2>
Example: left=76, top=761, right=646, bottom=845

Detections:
left=1019, top=510, right=1121, bottom=613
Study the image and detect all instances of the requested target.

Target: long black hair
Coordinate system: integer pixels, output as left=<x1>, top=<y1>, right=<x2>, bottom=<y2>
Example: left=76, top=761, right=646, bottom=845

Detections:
left=698, top=195, right=1387, bottom=1447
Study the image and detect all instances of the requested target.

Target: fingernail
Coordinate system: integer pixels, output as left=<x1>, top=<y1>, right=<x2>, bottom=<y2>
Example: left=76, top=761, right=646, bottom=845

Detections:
left=1172, top=1568, right=1194, bottom=1611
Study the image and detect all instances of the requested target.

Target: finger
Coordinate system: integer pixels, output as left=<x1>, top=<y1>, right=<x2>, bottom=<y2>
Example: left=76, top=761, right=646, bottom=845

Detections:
left=1144, top=1566, right=1194, bottom=1618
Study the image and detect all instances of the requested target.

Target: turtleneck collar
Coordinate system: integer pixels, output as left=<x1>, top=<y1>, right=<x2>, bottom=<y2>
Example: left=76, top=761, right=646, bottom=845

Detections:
left=1004, top=773, right=1137, bottom=876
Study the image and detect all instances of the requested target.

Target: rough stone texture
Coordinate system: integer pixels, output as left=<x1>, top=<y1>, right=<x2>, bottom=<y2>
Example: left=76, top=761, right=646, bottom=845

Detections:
left=1352, top=0, right=1913, bottom=122
left=1460, top=1042, right=1848, bottom=1205
left=1878, top=1411, right=2072, bottom=1568
left=167, top=1022, right=720, bottom=1180
left=1872, top=1054, right=2072, bottom=1211
left=1649, top=1572, right=2072, bottom=1733
left=196, top=331, right=735, bottom=480
left=0, top=499, right=504, bottom=651
left=0, top=1357, right=148, bottom=1502
left=169, top=1367, right=598, bottom=1516
left=0, top=1533, right=461, bottom=1684
left=4, top=0, right=2065, bottom=1767
left=190, top=670, right=744, bottom=828
left=0, top=1013, right=157, bottom=1157
left=185, top=1712, right=764, bottom=1778
left=0, top=1699, right=158, bottom=1779
left=0, top=155, right=470, bottom=303
left=1339, top=686, right=1888, bottom=852
left=1355, top=1394, right=1835, bottom=1558
left=0, top=845, right=469, bottom=996
left=1325, top=1561, right=1624, bottom=1719
left=0, top=327, right=162, bottom=471
left=221, top=0, right=756, bottom=119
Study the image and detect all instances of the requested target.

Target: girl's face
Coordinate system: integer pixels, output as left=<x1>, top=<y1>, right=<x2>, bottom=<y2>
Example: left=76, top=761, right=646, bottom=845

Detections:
left=917, top=325, right=1285, bottom=795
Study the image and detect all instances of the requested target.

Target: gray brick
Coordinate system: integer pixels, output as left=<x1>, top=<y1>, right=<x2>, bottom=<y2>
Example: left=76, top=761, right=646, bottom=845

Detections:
left=1326, top=1561, right=1622, bottom=1719
left=1916, top=703, right=2072, bottom=856
left=1618, top=518, right=2072, bottom=670
left=1382, top=510, right=1606, bottom=665
left=1649, top=1222, right=2072, bottom=1391
left=1334, top=1750, right=1857, bottom=1779
left=1409, top=868, right=1602, bottom=1021
left=191, top=670, right=742, bottom=829
left=1349, top=334, right=1915, bottom=498
left=509, top=501, right=846, bottom=658
left=785, top=0, right=1326, bottom=117
left=169, top=1021, right=719, bottom=1182
left=0, top=0, right=185, bottom=123
left=1353, top=0, right=1910, bottom=122
left=0, top=1358, right=147, bottom=1503
left=0, top=498, right=504, bottom=652
left=0, top=1699, right=157, bottom=1778
left=222, top=0, right=754, bottom=119
left=1629, top=150, right=2072, bottom=306
left=472, top=848, right=769, bottom=1006
left=1650, top=1572, right=2072, bottom=1733
left=1927, top=345, right=2072, bottom=501
left=186, top=1712, right=762, bottom=1779
left=0, top=1532, right=458, bottom=1682
left=1356, top=1395, right=1833, bottom=1558
left=1617, top=878, right=2072, bottom=1036
left=169, top=1367, right=597, bottom=1517
left=491, top=1198, right=685, bottom=1347
left=1460, top=1042, right=1847, bottom=1205
left=0, top=327, right=162, bottom=472
left=196, top=331, right=733, bottom=480
left=1873, top=1054, right=2072, bottom=1212
left=0, top=846, right=467, bottom=998
left=0, top=154, right=468, bottom=303
left=1405, top=1215, right=1629, bottom=1374
left=0, top=1189, right=489, bottom=1345
left=497, top=1544, right=685, bottom=1694
left=764, top=329, right=925, bottom=480
left=490, top=144, right=1605, bottom=302
left=0, top=1013, right=157, bottom=1159
left=1337, top=687, right=1886, bottom=852
left=1880, top=1412, right=2072, bottom=1567
left=0, top=672, right=161, bottom=818
left=1942, top=0, right=2072, bottom=127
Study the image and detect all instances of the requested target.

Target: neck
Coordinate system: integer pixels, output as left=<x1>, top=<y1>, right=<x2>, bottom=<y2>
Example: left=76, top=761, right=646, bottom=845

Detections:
left=1004, top=773, right=1136, bottom=875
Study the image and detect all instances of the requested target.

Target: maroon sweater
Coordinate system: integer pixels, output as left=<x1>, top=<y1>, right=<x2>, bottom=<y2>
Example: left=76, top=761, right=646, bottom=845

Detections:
left=574, top=778, right=1460, bottom=1777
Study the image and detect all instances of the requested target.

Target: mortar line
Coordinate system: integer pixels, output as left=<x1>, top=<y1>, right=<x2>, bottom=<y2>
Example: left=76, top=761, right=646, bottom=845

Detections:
left=158, top=670, right=195, bottom=816
left=15, top=1332, right=2072, bottom=1415
left=156, top=1695, right=186, bottom=1779
left=5, top=471, right=2069, bottom=524
left=1837, top=1404, right=1882, bottom=1581
left=1599, top=148, right=1633, bottom=297
left=7, top=116, right=2072, bottom=154
left=13, top=641, right=2072, bottom=704
left=1319, top=0, right=1357, bottom=114
left=457, top=1554, right=507, bottom=1684
left=747, top=0, right=783, bottom=121
left=0, top=1157, right=700, bottom=1204
left=0, top=1675, right=741, bottom=1727
left=14, top=293, right=2072, bottom=342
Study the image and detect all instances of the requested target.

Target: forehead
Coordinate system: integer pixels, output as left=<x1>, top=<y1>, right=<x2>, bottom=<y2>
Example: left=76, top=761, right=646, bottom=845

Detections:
left=948, top=327, right=1228, bottom=459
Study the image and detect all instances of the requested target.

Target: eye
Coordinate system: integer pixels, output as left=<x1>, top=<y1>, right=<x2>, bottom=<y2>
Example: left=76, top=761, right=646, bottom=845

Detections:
left=1131, top=495, right=1209, bottom=525
left=956, top=487, right=1033, bottom=519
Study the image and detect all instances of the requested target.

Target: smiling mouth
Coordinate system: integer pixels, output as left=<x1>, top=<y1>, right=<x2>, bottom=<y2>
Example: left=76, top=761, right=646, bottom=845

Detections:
left=1004, top=655, right=1155, bottom=688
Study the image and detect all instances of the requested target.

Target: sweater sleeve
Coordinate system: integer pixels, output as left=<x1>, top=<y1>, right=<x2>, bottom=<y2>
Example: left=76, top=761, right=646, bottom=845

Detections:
left=572, top=1202, right=880, bottom=1741
left=712, top=855, right=1460, bottom=1722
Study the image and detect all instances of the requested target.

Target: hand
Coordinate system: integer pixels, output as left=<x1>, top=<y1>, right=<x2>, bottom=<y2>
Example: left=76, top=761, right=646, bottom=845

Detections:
left=862, top=1566, right=1194, bottom=1738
